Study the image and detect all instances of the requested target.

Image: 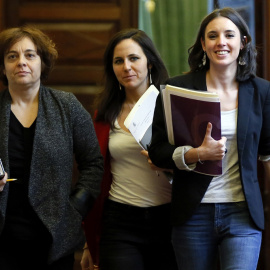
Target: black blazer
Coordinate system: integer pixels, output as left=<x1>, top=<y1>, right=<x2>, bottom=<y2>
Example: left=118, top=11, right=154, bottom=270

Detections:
left=149, top=71, right=270, bottom=230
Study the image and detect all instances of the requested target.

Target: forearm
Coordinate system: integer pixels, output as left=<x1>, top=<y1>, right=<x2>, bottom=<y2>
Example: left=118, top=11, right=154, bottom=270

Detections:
left=262, top=160, right=270, bottom=182
left=184, top=147, right=203, bottom=164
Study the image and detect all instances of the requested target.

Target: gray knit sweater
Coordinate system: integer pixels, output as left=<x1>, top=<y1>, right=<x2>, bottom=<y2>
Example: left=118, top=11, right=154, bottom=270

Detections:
left=0, top=85, right=103, bottom=263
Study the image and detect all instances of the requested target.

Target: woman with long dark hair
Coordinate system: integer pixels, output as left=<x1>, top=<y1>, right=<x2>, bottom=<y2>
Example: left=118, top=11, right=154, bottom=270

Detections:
left=81, top=29, right=177, bottom=270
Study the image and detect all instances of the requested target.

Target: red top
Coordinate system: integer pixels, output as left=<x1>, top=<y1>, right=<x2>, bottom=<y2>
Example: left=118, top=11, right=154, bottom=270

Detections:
left=83, top=119, right=111, bottom=265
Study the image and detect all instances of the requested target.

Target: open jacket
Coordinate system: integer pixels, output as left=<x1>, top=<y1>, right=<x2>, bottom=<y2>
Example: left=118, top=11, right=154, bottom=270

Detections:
left=0, top=85, right=104, bottom=263
left=148, top=70, right=270, bottom=230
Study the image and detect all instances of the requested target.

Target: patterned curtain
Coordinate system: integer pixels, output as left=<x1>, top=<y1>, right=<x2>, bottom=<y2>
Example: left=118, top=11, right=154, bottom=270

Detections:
left=139, top=0, right=208, bottom=77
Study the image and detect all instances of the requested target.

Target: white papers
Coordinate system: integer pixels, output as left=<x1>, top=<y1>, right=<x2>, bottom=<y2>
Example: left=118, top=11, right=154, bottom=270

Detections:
left=124, top=85, right=159, bottom=149
left=124, top=84, right=173, bottom=183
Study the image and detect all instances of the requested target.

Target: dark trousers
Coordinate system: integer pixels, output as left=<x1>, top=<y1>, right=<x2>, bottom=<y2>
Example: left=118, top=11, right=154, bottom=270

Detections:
left=99, top=199, right=177, bottom=270
left=0, top=233, right=74, bottom=270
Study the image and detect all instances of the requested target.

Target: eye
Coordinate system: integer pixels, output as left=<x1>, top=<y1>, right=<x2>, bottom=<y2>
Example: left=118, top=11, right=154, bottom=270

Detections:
left=113, top=59, right=123, bottom=65
left=208, top=34, right=217, bottom=39
left=6, top=54, right=17, bottom=60
left=226, top=33, right=235, bottom=38
left=130, top=56, right=139, bottom=61
left=26, top=52, right=37, bottom=59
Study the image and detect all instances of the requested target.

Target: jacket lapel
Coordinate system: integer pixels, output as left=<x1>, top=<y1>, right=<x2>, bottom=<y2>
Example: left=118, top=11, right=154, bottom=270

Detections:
left=237, top=81, right=254, bottom=157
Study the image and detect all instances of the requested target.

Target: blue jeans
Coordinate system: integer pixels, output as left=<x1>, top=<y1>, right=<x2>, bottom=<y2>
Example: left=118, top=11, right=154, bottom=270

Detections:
left=172, top=202, right=262, bottom=270
left=99, top=199, right=177, bottom=270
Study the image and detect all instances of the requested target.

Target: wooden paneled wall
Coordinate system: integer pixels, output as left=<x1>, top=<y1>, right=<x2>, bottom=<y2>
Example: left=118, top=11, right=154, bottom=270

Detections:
left=1, top=0, right=138, bottom=114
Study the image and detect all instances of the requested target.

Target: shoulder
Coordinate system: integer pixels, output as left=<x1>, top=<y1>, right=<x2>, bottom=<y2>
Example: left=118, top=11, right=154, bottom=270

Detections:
left=250, top=76, right=270, bottom=89
left=40, top=85, right=92, bottom=125
left=0, top=89, right=10, bottom=100
left=166, top=70, right=207, bottom=90
left=40, top=85, right=76, bottom=102
left=242, top=77, right=270, bottom=96
left=166, top=73, right=194, bottom=85
left=40, top=85, right=85, bottom=112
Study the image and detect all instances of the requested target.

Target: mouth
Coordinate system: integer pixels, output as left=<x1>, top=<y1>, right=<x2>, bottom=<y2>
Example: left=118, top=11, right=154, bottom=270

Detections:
left=123, top=75, right=135, bottom=79
left=216, top=50, right=229, bottom=55
left=16, top=71, right=29, bottom=75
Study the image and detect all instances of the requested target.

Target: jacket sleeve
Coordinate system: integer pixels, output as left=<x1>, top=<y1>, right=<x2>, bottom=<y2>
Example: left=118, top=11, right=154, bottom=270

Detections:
left=258, top=79, right=270, bottom=156
left=69, top=94, right=104, bottom=219
left=148, top=93, right=177, bottom=169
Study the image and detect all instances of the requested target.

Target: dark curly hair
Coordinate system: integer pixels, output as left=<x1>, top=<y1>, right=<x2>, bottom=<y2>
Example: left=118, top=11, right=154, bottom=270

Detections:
left=0, top=25, right=58, bottom=86
left=188, top=7, right=257, bottom=81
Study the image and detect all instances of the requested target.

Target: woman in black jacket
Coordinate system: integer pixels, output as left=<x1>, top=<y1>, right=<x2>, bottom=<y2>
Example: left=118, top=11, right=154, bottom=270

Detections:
left=149, top=7, right=270, bottom=270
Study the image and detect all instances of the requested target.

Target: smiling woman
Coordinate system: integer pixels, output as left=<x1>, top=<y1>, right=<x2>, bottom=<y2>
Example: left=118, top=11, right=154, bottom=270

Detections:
left=148, top=7, right=270, bottom=270
left=201, top=16, right=243, bottom=78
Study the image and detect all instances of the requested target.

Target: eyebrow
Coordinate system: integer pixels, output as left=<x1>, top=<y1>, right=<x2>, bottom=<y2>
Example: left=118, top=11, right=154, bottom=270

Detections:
left=5, top=49, right=37, bottom=55
left=207, top=30, right=236, bottom=34
left=113, top=53, right=139, bottom=59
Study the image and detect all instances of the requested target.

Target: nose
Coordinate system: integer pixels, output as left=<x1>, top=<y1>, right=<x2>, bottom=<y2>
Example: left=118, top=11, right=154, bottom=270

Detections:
left=17, top=55, right=27, bottom=67
left=217, top=35, right=226, bottom=46
left=123, top=60, right=131, bottom=71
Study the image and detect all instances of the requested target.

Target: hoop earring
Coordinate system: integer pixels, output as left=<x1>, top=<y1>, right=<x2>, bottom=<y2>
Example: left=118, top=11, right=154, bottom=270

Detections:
left=202, top=51, right=206, bottom=66
left=149, top=69, right=152, bottom=85
left=119, top=83, right=122, bottom=90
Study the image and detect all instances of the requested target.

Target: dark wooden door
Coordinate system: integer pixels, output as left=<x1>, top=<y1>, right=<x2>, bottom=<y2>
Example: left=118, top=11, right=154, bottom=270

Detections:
left=2, top=0, right=138, bottom=115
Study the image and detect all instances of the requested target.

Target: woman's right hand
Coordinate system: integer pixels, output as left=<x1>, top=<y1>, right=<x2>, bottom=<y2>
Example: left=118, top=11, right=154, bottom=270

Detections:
left=198, top=122, right=227, bottom=161
left=80, top=248, right=95, bottom=270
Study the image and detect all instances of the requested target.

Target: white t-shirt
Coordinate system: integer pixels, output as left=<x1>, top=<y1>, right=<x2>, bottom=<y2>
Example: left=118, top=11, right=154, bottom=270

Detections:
left=202, top=109, right=245, bottom=203
left=108, top=120, right=172, bottom=207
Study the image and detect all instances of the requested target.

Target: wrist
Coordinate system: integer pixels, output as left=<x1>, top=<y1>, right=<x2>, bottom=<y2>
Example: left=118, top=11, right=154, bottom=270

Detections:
left=197, top=147, right=204, bottom=164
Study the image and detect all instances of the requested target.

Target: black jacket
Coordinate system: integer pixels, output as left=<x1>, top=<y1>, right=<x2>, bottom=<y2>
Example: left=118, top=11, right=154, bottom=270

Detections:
left=149, top=71, right=270, bottom=230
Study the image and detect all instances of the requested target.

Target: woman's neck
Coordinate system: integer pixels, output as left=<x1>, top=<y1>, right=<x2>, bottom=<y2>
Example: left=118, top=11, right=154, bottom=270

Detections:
left=124, top=86, right=148, bottom=106
left=9, top=83, right=40, bottom=105
left=206, top=67, right=239, bottom=111
left=9, top=84, right=40, bottom=128
left=206, top=66, right=238, bottom=92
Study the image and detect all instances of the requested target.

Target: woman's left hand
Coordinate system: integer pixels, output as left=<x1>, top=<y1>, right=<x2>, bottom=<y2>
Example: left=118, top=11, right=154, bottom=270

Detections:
left=141, top=150, right=172, bottom=173
left=80, top=248, right=95, bottom=270
left=0, top=173, right=7, bottom=192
